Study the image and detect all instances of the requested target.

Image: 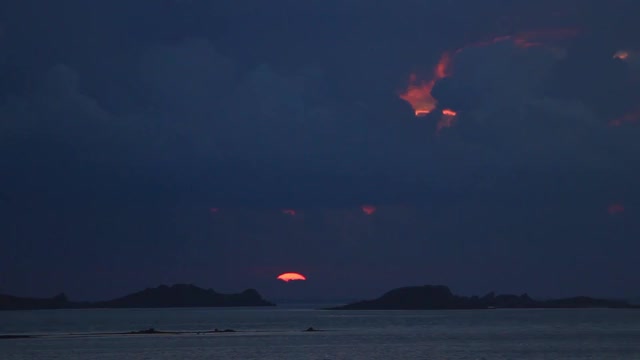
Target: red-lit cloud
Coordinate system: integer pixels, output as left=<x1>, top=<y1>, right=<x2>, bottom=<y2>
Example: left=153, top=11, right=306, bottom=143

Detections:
left=282, top=209, right=297, bottom=216
left=609, top=109, right=640, bottom=127
left=613, top=49, right=640, bottom=64
left=209, top=208, right=219, bottom=214
left=613, top=50, right=630, bottom=61
left=608, top=203, right=625, bottom=215
left=399, top=28, right=580, bottom=132
left=464, top=28, right=580, bottom=51
left=361, top=204, right=377, bottom=215
left=399, top=53, right=452, bottom=118
left=609, top=49, right=640, bottom=127
left=437, top=109, right=458, bottom=134
left=399, top=76, right=438, bottom=117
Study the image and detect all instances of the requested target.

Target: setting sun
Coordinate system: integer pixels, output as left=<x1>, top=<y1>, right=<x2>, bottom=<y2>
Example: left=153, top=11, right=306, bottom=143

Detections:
left=277, top=272, right=307, bottom=282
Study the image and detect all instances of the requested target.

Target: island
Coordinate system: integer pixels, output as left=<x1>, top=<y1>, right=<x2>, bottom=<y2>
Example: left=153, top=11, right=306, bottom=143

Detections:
left=329, top=285, right=639, bottom=310
left=0, top=284, right=275, bottom=310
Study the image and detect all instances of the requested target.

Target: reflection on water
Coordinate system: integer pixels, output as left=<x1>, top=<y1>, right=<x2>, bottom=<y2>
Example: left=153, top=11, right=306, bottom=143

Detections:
left=1, top=307, right=639, bottom=359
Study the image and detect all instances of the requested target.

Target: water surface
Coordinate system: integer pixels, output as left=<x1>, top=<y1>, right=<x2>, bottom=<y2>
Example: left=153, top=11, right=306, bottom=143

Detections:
left=1, top=307, right=639, bottom=359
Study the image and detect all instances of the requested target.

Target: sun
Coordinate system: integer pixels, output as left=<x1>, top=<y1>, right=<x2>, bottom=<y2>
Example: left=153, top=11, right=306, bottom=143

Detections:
left=277, top=272, right=307, bottom=282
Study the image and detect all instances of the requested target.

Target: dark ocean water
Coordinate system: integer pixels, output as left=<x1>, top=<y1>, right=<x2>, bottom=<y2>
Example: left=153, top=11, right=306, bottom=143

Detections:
left=1, top=307, right=639, bottom=359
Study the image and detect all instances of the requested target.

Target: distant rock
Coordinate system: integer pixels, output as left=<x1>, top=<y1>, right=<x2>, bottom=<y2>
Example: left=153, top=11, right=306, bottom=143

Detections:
left=129, top=328, right=162, bottom=335
left=213, top=328, right=236, bottom=333
left=0, top=284, right=275, bottom=310
left=0, top=335, right=35, bottom=340
left=329, top=285, right=639, bottom=310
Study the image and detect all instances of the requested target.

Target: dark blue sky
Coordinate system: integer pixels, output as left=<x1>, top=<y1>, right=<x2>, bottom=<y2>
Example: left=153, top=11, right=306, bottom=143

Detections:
left=1, top=0, right=640, bottom=301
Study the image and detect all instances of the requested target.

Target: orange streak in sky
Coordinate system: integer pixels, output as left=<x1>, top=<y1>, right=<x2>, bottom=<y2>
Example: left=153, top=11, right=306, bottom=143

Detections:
left=510, top=28, right=579, bottom=48
left=282, top=209, right=297, bottom=216
left=470, top=28, right=580, bottom=50
left=361, top=205, right=377, bottom=215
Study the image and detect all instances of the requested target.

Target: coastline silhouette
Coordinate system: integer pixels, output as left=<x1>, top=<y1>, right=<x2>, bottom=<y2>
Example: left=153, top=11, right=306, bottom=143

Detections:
left=329, top=285, right=639, bottom=310
left=0, top=284, right=274, bottom=310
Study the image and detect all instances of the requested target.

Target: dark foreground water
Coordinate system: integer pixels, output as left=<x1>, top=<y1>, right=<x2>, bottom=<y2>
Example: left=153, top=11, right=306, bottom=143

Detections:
left=1, top=307, right=639, bottom=359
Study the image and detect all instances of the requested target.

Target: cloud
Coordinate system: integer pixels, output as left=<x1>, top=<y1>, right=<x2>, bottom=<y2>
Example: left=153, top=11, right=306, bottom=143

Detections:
left=2, top=2, right=640, bottom=208
left=425, top=36, right=640, bottom=184
left=1, top=64, right=114, bottom=152
left=1, top=36, right=420, bottom=205
left=139, top=38, right=235, bottom=115
left=133, top=38, right=364, bottom=169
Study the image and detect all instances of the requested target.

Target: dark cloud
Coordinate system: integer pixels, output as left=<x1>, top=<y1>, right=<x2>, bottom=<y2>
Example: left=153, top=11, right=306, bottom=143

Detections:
left=1, top=0, right=640, bottom=300
left=428, top=29, right=640, bottom=187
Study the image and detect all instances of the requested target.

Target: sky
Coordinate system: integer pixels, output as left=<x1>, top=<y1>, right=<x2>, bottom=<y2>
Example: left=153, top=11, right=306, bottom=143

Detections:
left=1, top=0, right=640, bottom=302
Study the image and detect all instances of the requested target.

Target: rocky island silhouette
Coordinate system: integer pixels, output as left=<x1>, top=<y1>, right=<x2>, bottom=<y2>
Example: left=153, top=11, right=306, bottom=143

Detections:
left=0, top=284, right=275, bottom=310
left=329, top=285, right=639, bottom=310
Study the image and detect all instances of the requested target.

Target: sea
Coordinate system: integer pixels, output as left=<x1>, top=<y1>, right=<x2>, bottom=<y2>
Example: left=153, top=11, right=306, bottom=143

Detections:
left=1, top=306, right=639, bottom=359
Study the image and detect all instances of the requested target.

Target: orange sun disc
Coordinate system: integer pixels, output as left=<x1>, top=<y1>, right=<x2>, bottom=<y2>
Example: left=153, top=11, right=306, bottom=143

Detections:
left=277, top=272, right=307, bottom=282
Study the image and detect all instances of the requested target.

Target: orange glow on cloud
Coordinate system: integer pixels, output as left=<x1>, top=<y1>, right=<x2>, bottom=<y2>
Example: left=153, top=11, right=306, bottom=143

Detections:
left=435, top=52, right=452, bottom=78
left=399, top=28, right=579, bottom=131
left=277, top=272, right=307, bottom=282
left=399, top=53, right=453, bottom=117
left=282, top=209, right=297, bottom=216
left=608, top=203, right=625, bottom=215
left=361, top=204, right=377, bottom=215
left=613, top=49, right=639, bottom=62
left=613, top=50, right=630, bottom=61
left=437, top=109, right=458, bottom=133
left=399, top=77, right=437, bottom=117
